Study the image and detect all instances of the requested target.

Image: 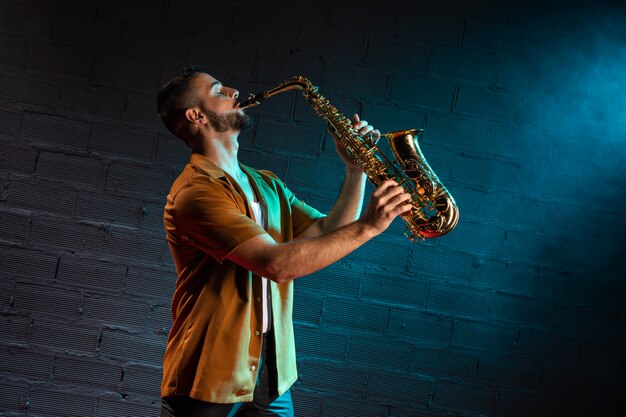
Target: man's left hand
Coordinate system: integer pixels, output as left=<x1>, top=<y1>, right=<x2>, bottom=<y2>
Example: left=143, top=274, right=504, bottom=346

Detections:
left=331, top=114, right=381, bottom=172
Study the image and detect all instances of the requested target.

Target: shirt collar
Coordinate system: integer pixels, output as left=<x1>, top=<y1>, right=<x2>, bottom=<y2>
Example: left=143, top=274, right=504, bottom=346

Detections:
left=189, top=153, right=226, bottom=178
left=188, top=153, right=262, bottom=197
left=189, top=153, right=261, bottom=180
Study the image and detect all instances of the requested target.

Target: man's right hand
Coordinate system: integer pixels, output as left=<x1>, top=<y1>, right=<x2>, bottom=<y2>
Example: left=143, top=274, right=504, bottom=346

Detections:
left=358, top=180, right=413, bottom=236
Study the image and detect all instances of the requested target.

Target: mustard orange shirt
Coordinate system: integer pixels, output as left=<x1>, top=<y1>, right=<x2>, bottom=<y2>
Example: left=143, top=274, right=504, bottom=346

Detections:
left=161, top=153, right=324, bottom=403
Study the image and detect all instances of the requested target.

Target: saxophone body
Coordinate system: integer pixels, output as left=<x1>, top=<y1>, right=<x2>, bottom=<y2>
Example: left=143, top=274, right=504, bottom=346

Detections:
left=239, top=76, right=459, bottom=241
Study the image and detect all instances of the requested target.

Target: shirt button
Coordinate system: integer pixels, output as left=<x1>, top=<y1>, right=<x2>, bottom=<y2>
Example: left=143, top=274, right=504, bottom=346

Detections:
left=251, top=365, right=256, bottom=371
left=256, top=297, right=261, bottom=302
left=254, top=330, right=260, bottom=336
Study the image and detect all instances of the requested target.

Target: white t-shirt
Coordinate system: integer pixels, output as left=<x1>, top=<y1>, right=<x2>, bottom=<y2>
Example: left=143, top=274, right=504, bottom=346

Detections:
left=250, top=200, right=270, bottom=333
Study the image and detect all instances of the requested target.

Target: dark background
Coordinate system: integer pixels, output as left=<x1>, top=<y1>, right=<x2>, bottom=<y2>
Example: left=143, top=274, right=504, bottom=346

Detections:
left=1, top=0, right=625, bottom=416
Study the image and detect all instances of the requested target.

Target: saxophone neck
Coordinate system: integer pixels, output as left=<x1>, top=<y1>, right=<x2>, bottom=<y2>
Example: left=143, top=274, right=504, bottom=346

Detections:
left=239, top=76, right=315, bottom=109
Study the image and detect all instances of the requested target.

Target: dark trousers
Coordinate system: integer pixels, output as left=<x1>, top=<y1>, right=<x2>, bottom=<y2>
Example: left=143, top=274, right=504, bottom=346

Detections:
left=161, top=331, right=294, bottom=417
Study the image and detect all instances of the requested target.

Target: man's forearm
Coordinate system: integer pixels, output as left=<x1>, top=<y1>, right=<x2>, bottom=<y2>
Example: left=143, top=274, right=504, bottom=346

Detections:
left=266, top=219, right=375, bottom=282
left=319, top=168, right=366, bottom=233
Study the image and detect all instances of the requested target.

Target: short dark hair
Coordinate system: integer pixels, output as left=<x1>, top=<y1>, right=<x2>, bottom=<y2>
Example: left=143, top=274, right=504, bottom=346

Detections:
left=156, top=66, right=204, bottom=140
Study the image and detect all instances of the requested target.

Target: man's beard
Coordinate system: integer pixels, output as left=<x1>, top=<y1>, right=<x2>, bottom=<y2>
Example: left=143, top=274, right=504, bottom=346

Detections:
left=204, top=108, right=252, bottom=133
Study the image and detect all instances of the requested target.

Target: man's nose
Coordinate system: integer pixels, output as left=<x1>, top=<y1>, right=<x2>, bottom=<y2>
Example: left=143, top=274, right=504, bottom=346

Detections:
left=225, top=87, right=239, bottom=99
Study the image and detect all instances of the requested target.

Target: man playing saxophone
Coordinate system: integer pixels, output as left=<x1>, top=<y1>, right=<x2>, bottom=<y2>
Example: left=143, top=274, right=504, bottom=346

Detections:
left=157, top=67, right=411, bottom=417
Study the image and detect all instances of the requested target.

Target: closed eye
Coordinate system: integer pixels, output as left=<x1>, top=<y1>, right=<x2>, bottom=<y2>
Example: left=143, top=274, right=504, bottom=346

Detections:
left=210, top=81, right=222, bottom=96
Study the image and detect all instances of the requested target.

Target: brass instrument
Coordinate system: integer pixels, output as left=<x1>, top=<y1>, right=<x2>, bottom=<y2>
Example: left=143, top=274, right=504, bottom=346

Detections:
left=239, top=76, right=459, bottom=241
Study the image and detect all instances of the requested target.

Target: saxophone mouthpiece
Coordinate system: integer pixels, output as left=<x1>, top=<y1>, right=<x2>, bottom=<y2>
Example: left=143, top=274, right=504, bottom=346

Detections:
left=239, top=93, right=265, bottom=110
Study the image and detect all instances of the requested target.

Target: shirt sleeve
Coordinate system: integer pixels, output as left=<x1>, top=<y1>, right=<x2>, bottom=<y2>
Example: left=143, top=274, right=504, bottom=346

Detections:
left=171, top=180, right=268, bottom=263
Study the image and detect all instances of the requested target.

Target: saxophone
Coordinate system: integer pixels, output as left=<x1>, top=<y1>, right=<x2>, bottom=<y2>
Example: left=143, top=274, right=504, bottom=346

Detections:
left=239, top=76, right=459, bottom=241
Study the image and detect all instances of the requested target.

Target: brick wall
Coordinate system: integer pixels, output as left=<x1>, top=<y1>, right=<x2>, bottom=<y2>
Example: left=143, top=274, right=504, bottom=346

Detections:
left=1, top=0, right=625, bottom=416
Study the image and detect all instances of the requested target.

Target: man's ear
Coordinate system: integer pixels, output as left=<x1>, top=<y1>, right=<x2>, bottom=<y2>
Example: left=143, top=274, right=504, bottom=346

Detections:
left=185, top=108, right=204, bottom=125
